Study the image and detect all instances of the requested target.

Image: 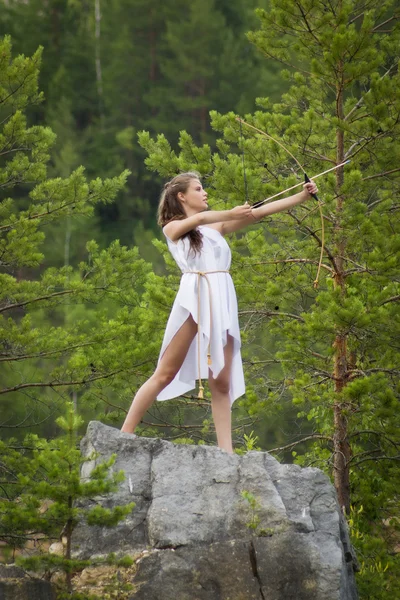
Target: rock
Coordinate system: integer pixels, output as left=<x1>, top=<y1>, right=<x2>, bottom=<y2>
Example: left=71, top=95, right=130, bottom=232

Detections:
left=132, top=541, right=262, bottom=600
left=74, top=421, right=358, bottom=600
left=48, top=541, right=64, bottom=556
left=71, top=563, right=138, bottom=597
left=0, top=564, right=55, bottom=600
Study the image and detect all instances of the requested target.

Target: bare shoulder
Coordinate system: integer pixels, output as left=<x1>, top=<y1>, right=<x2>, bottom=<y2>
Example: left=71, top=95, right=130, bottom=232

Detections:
left=162, top=221, right=177, bottom=239
left=163, top=214, right=201, bottom=242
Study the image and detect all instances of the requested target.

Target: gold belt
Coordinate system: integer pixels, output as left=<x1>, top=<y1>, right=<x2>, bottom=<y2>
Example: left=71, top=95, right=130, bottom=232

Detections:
left=183, top=270, right=230, bottom=399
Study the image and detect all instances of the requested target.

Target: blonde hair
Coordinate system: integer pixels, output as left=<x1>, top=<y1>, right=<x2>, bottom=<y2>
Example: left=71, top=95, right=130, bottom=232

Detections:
left=158, top=171, right=204, bottom=254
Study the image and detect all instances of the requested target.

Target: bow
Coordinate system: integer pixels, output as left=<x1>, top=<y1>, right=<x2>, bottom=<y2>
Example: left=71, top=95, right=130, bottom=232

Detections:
left=236, top=116, right=326, bottom=288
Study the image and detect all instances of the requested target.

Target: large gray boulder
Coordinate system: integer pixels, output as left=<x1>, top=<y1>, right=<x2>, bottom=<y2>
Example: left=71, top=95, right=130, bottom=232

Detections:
left=74, top=421, right=358, bottom=600
left=0, top=565, right=55, bottom=600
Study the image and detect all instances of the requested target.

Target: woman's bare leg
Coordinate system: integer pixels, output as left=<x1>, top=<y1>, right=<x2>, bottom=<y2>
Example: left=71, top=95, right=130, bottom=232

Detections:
left=121, top=316, right=198, bottom=433
left=208, top=335, right=234, bottom=453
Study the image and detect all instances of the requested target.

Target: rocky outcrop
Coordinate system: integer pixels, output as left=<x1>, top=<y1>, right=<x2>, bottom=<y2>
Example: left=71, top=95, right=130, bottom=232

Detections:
left=73, top=421, right=358, bottom=600
left=0, top=564, right=55, bottom=600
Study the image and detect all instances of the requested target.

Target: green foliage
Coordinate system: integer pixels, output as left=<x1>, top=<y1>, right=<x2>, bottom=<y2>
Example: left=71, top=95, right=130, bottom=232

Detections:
left=348, top=504, right=400, bottom=599
left=240, top=490, right=276, bottom=537
left=235, top=431, right=261, bottom=454
left=0, top=7, right=287, bottom=451
left=0, top=402, right=134, bottom=547
left=0, top=403, right=134, bottom=596
left=240, top=490, right=262, bottom=531
left=243, top=431, right=261, bottom=452
left=172, top=437, right=196, bottom=446
left=1, top=2, right=399, bottom=595
left=0, top=0, right=282, bottom=249
left=0, top=37, right=165, bottom=439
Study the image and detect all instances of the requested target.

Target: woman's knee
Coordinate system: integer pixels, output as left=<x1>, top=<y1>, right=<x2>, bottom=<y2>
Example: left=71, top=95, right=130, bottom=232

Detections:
left=152, top=369, right=176, bottom=389
left=209, top=375, right=230, bottom=395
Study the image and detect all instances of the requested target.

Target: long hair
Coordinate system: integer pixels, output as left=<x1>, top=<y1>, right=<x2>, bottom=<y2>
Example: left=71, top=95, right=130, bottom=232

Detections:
left=157, top=171, right=204, bottom=255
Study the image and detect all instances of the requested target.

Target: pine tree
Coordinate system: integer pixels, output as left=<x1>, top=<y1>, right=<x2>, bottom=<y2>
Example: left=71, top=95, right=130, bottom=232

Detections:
left=145, top=0, right=277, bottom=143
left=0, top=403, right=135, bottom=596
left=0, top=36, right=155, bottom=434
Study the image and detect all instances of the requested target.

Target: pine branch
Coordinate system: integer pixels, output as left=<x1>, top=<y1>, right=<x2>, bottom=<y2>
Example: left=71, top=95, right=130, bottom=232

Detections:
left=347, top=368, right=400, bottom=377
left=295, top=0, right=321, bottom=44
left=0, top=338, right=119, bottom=362
left=0, top=288, right=107, bottom=313
left=0, top=69, right=38, bottom=106
left=344, top=267, right=375, bottom=276
left=349, top=12, right=364, bottom=25
left=288, top=211, right=337, bottom=270
left=371, top=15, right=400, bottom=33
left=238, top=310, right=305, bottom=322
left=344, top=62, right=398, bottom=122
left=256, top=48, right=335, bottom=91
left=244, top=258, right=334, bottom=274
left=303, top=376, right=333, bottom=388
left=350, top=454, right=400, bottom=467
left=0, top=368, right=126, bottom=395
left=349, top=430, right=400, bottom=450
left=142, top=420, right=206, bottom=430
left=0, top=146, right=32, bottom=156
left=0, top=184, right=118, bottom=231
left=362, top=167, right=400, bottom=181
left=0, top=407, right=58, bottom=429
left=301, top=147, right=336, bottom=164
left=344, top=131, right=386, bottom=160
left=268, top=434, right=333, bottom=454
left=0, top=199, right=78, bottom=230
left=379, top=295, right=400, bottom=306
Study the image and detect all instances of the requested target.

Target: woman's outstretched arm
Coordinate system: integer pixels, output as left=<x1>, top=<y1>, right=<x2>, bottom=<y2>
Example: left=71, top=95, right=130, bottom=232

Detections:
left=163, top=203, right=253, bottom=241
left=219, top=180, right=318, bottom=235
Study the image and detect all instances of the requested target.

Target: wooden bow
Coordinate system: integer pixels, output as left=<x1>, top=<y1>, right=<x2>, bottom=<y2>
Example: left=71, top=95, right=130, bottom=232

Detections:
left=236, top=116, right=327, bottom=288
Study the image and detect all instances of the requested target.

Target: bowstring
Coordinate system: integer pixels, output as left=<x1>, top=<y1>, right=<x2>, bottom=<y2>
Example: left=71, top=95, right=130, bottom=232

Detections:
left=238, top=116, right=293, bottom=281
left=239, top=119, right=249, bottom=204
left=237, top=115, right=337, bottom=288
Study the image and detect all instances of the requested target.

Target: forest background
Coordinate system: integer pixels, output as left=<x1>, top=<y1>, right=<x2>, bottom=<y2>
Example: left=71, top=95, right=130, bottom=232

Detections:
left=0, top=0, right=399, bottom=598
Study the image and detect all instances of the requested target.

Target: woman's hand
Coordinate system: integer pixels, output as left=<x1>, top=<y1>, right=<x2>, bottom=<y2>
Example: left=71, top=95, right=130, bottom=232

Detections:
left=303, top=179, right=318, bottom=198
left=229, top=202, right=254, bottom=220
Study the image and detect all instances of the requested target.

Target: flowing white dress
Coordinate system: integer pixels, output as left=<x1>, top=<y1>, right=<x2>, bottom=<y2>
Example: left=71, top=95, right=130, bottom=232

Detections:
left=156, top=225, right=245, bottom=406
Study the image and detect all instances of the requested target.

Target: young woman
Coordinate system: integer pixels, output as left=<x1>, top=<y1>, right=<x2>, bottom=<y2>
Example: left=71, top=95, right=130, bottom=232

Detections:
left=121, top=172, right=318, bottom=452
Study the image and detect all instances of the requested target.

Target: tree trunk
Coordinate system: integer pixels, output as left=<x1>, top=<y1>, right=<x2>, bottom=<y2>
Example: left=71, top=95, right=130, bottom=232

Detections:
left=94, top=0, right=104, bottom=128
left=65, top=500, right=73, bottom=592
left=149, top=12, right=158, bottom=118
left=149, top=14, right=157, bottom=82
left=50, top=4, right=60, bottom=51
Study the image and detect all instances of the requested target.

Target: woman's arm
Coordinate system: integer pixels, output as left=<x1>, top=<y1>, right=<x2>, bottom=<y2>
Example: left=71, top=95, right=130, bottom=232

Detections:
left=220, top=181, right=318, bottom=235
left=163, top=204, right=253, bottom=242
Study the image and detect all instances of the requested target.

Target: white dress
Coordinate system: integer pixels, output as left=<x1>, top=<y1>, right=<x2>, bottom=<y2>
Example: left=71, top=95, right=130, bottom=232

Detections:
left=156, top=225, right=245, bottom=406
